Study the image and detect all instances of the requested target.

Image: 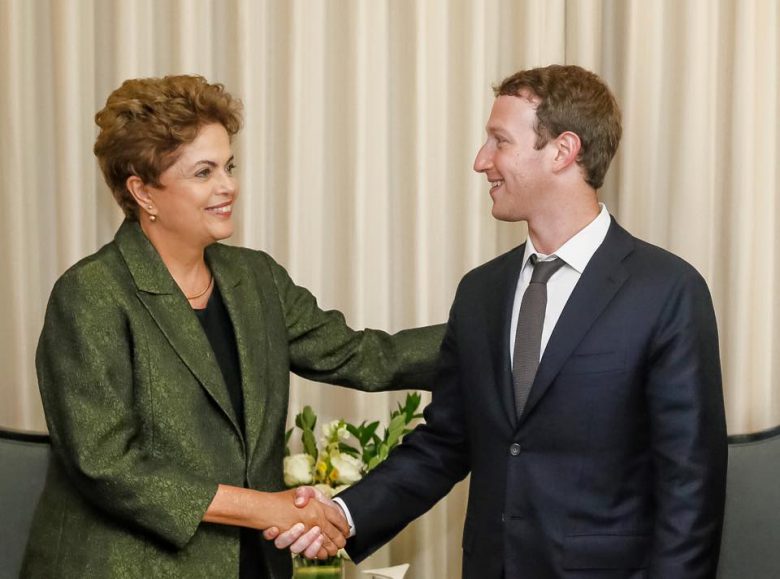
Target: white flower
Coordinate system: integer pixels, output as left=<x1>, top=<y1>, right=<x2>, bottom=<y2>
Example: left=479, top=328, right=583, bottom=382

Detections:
left=321, top=420, right=350, bottom=446
left=330, top=452, right=364, bottom=485
left=283, top=453, right=314, bottom=486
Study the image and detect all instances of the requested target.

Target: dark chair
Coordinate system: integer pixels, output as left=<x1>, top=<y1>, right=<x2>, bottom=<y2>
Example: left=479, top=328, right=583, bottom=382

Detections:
left=718, top=424, right=780, bottom=578
left=0, top=428, right=50, bottom=579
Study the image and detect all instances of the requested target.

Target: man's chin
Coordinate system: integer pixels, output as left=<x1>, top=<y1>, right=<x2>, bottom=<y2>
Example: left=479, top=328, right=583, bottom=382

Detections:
left=491, top=205, right=524, bottom=223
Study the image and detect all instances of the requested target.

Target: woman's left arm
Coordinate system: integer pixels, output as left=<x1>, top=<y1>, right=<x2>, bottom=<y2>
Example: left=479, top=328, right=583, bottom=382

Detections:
left=264, top=254, right=444, bottom=391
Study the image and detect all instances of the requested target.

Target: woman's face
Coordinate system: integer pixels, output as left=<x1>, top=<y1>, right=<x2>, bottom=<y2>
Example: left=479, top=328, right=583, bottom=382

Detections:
left=146, top=122, right=238, bottom=250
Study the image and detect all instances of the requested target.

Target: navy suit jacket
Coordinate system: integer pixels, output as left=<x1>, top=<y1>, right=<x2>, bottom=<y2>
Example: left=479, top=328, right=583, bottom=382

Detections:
left=339, top=218, right=727, bottom=579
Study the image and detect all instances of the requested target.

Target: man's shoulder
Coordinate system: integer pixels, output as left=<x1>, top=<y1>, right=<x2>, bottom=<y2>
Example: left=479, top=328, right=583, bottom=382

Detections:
left=600, top=225, right=712, bottom=309
left=457, top=245, right=522, bottom=294
left=624, top=233, right=704, bottom=281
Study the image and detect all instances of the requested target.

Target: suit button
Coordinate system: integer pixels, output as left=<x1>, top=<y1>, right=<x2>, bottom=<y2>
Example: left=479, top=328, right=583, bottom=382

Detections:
left=510, top=443, right=522, bottom=456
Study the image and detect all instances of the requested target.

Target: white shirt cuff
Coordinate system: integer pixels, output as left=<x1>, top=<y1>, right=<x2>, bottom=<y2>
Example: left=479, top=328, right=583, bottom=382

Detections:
left=332, top=496, right=356, bottom=538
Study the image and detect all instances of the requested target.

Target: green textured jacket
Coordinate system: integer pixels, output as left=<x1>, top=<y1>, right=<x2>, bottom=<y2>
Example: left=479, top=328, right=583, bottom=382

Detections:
left=22, top=220, right=443, bottom=578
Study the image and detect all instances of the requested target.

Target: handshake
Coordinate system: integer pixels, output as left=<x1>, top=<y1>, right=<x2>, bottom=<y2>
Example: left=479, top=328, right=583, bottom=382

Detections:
left=263, top=486, right=349, bottom=560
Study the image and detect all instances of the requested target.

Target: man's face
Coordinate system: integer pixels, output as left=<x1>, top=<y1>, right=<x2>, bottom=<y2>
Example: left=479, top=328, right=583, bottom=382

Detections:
left=473, top=93, right=553, bottom=222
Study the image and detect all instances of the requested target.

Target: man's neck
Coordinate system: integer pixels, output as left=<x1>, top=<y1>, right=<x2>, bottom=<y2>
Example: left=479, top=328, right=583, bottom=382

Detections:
left=526, top=199, right=601, bottom=255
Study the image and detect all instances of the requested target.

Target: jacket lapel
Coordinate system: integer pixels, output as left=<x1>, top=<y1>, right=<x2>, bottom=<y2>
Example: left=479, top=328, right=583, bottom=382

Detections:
left=485, top=245, right=526, bottom=430
left=114, top=221, right=241, bottom=434
left=520, top=219, right=634, bottom=422
left=206, top=244, right=270, bottom=464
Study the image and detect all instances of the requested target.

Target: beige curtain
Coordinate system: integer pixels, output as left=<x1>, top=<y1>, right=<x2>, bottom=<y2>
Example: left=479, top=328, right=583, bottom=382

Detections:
left=1, top=0, right=778, bottom=576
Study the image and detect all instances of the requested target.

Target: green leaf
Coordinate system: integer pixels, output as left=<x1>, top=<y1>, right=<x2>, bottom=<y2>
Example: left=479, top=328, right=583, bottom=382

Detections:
left=301, top=406, right=317, bottom=430
left=346, top=423, right=361, bottom=439
left=284, top=427, right=294, bottom=456
left=339, top=443, right=360, bottom=457
left=302, top=430, right=318, bottom=461
left=360, top=421, right=380, bottom=446
left=385, top=413, right=406, bottom=448
left=406, top=393, right=422, bottom=421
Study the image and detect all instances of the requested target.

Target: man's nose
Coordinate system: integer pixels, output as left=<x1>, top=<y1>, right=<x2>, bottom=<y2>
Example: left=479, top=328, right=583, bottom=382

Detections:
left=473, top=144, right=492, bottom=173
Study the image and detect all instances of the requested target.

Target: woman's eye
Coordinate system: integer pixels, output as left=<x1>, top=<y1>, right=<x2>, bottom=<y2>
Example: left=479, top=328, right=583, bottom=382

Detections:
left=226, top=162, right=236, bottom=175
left=196, top=168, right=212, bottom=178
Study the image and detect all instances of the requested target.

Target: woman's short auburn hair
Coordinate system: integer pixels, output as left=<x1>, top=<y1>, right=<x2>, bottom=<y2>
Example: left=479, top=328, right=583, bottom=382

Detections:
left=94, top=75, right=243, bottom=220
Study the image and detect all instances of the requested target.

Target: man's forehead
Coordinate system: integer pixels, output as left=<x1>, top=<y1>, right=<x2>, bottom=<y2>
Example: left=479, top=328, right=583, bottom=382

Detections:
left=485, top=92, right=538, bottom=130
left=497, top=89, right=540, bottom=107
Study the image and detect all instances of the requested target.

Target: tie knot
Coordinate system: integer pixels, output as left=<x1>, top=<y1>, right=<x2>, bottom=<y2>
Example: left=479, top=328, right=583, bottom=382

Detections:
left=529, top=255, right=565, bottom=284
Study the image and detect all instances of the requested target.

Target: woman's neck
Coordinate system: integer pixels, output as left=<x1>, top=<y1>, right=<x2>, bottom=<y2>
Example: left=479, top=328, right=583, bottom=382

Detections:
left=140, top=221, right=211, bottom=300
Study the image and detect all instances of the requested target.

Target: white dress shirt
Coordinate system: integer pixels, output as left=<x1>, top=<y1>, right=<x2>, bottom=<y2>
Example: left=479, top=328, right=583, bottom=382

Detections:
left=509, top=204, right=611, bottom=365
left=334, top=204, right=612, bottom=538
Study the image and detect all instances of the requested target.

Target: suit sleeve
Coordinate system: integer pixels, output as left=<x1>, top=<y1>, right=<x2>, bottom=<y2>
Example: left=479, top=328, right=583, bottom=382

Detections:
left=266, top=255, right=444, bottom=392
left=335, top=300, right=471, bottom=562
left=645, top=269, right=727, bottom=578
left=36, top=272, right=217, bottom=549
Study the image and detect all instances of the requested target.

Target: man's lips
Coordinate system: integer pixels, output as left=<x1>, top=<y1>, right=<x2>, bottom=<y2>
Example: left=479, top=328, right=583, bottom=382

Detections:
left=489, top=179, right=504, bottom=193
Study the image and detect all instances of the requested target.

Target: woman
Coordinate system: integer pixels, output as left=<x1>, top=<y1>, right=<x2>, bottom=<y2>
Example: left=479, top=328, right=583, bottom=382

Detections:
left=22, top=75, right=442, bottom=578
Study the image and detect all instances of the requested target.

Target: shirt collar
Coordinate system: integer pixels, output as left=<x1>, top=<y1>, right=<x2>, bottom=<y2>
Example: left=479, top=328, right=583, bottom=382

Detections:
left=521, top=203, right=611, bottom=274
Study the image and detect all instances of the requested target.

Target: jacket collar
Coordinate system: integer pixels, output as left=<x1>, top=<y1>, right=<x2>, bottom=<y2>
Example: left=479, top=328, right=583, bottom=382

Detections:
left=114, top=220, right=246, bottom=439
left=517, top=217, right=634, bottom=425
left=114, top=220, right=242, bottom=294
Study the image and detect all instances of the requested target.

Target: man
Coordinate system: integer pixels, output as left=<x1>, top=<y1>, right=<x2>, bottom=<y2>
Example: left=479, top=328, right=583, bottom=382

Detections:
left=271, top=64, right=728, bottom=578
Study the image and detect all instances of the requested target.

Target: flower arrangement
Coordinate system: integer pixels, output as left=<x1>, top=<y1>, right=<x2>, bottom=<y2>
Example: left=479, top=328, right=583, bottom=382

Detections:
left=284, top=392, right=424, bottom=576
left=284, top=392, right=424, bottom=498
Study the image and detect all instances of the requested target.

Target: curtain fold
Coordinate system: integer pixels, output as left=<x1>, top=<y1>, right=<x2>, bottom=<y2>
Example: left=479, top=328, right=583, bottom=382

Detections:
left=2, top=0, right=778, bottom=576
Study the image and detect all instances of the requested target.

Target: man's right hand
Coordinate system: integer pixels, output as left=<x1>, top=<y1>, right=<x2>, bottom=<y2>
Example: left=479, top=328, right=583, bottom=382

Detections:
left=203, top=484, right=348, bottom=559
left=263, top=486, right=348, bottom=559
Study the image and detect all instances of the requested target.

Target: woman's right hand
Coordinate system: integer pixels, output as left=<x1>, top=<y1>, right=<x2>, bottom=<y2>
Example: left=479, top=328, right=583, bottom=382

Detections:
left=260, top=488, right=348, bottom=557
left=203, top=484, right=348, bottom=558
left=263, top=486, right=349, bottom=558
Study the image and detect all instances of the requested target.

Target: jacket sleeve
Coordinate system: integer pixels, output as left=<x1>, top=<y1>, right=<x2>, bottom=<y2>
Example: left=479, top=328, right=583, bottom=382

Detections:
left=336, top=301, right=471, bottom=562
left=265, top=254, right=444, bottom=392
left=36, top=270, right=218, bottom=549
left=645, top=269, right=728, bottom=578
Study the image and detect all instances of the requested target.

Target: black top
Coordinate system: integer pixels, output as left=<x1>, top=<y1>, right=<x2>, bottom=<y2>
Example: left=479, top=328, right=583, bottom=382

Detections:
left=194, top=284, right=264, bottom=579
left=194, top=283, right=244, bottom=433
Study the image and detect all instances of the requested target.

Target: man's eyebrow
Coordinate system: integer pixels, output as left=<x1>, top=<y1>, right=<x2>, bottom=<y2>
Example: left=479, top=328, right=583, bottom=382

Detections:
left=486, top=125, right=510, bottom=137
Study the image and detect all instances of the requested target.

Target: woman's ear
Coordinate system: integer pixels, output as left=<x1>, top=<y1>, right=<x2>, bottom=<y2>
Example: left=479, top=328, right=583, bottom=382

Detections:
left=126, top=175, right=157, bottom=220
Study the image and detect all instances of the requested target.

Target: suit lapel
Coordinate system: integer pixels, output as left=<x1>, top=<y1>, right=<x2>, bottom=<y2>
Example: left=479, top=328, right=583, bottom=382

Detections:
left=206, top=244, right=270, bottom=464
left=114, top=221, right=241, bottom=434
left=520, top=219, right=634, bottom=422
left=485, top=245, right=526, bottom=430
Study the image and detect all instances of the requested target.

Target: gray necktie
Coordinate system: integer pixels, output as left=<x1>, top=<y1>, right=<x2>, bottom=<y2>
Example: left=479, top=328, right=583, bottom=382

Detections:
left=513, top=255, right=566, bottom=418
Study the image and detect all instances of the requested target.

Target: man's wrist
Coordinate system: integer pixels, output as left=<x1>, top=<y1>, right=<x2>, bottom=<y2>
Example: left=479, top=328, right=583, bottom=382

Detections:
left=332, top=497, right=356, bottom=538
